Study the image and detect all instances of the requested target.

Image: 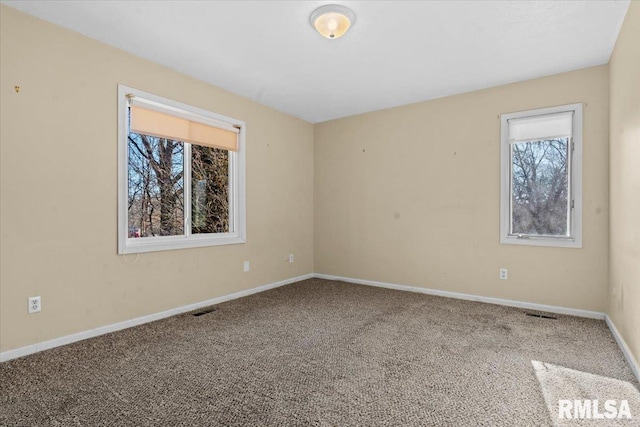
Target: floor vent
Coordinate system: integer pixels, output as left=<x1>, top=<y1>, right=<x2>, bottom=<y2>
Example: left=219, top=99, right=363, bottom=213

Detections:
left=192, top=308, right=217, bottom=317
left=525, top=312, right=557, bottom=320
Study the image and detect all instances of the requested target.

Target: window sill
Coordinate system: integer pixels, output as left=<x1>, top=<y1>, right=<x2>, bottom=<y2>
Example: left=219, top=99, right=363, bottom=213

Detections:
left=119, top=234, right=246, bottom=254
left=500, top=235, right=582, bottom=248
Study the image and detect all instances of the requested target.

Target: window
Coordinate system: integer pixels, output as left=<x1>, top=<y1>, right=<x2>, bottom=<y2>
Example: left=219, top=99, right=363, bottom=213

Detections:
left=500, top=103, right=582, bottom=248
left=118, top=86, right=245, bottom=254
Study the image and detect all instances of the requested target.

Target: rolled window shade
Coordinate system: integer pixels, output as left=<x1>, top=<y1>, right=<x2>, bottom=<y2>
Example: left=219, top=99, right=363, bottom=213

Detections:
left=508, top=111, right=573, bottom=143
left=130, top=105, right=238, bottom=152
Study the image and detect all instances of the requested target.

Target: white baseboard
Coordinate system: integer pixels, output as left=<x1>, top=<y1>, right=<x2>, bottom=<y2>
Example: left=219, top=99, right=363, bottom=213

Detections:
left=313, top=273, right=606, bottom=320
left=606, top=316, right=640, bottom=382
left=0, top=273, right=314, bottom=363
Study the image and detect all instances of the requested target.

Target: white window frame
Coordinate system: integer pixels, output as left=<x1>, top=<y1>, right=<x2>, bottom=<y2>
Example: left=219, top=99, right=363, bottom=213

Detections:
left=500, top=103, right=582, bottom=248
left=117, top=85, right=246, bottom=254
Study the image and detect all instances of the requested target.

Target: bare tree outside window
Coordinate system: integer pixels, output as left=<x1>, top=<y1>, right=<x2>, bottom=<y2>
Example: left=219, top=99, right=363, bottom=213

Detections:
left=511, top=138, right=569, bottom=236
left=191, top=145, right=230, bottom=234
left=127, top=133, right=230, bottom=238
left=127, top=133, right=184, bottom=237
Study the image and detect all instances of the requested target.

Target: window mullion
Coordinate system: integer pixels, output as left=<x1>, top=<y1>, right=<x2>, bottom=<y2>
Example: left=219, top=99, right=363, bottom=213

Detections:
left=509, top=143, right=514, bottom=235
left=566, top=137, right=573, bottom=237
left=184, top=142, right=192, bottom=238
left=228, top=151, right=235, bottom=233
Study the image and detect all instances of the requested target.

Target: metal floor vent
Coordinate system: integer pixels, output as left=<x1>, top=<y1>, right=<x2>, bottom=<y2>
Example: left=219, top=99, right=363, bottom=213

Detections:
left=192, top=308, right=217, bottom=317
left=525, top=312, right=557, bottom=320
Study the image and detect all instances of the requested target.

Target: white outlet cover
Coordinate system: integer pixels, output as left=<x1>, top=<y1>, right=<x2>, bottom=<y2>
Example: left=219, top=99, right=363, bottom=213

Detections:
left=289, top=254, right=294, bottom=263
left=499, top=269, right=508, bottom=280
left=243, top=261, right=250, bottom=272
left=28, top=296, right=41, bottom=313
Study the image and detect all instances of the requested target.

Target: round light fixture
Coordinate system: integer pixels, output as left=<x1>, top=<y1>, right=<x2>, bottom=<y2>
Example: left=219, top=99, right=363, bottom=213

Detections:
left=310, top=4, right=355, bottom=40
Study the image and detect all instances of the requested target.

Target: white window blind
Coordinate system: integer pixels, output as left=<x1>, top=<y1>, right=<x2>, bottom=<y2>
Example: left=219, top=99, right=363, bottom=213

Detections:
left=508, top=111, right=573, bottom=143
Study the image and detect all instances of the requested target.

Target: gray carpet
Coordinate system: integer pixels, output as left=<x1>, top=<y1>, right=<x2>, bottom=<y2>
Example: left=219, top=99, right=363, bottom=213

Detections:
left=1, top=278, right=638, bottom=426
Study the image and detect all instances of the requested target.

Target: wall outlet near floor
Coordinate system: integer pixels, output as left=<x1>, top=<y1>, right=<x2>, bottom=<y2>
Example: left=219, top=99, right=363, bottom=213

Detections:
left=28, top=296, right=41, bottom=313
left=288, top=254, right=294, bottom=263
left=243, top=261, right=250, bottom=272
left=499, top=268, right=508, bottom=280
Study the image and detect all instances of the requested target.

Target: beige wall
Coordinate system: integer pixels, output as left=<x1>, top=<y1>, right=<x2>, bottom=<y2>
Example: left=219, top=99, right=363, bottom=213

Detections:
left=0, top=6, right=314, bottom=353
left=609, top=1, right=640, bottom=366
left=315, top=66, right=610, bottom=312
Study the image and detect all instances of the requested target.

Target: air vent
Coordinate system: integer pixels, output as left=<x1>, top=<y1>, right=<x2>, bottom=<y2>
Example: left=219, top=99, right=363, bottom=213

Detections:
left=192, top=307, right=217, bottom=317
left=525, top=312, right=557, bottom=320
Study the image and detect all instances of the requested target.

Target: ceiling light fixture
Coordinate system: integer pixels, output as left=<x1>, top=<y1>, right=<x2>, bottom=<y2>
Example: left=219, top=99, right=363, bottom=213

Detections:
left=310, top=4, right=355, bottom=40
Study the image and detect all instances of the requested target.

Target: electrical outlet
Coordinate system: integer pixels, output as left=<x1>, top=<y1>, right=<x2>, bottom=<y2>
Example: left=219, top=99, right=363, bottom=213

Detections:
left=28, top=296, right=41, bottom=314
left=243, top=261, right=250, bottom=272
left=499, top=268, right=508, bottom=280
left=288, top=254, right=294, bottom=263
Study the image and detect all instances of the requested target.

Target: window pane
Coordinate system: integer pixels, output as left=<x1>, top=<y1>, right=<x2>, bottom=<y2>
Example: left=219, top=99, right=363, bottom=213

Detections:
left=191, top=145, right=230, bottom=234
left=127, top=133, right=184, bottom=237
left=511, top=138, right=569, bottom=236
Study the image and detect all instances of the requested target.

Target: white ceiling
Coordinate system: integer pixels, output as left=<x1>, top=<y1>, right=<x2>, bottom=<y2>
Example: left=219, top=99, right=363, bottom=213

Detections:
left=2, top=0, right=630, bottom=123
